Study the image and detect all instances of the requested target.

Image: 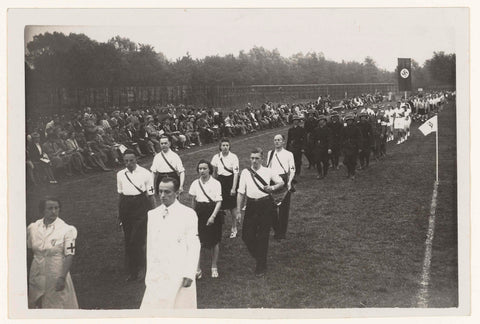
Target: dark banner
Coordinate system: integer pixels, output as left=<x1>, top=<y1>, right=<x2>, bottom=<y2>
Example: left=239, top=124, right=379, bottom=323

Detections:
left=397, top=58, right=412, bottom=92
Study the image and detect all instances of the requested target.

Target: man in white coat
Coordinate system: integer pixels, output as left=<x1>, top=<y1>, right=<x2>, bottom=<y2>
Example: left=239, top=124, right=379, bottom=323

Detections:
left=140, top=177, right=201, bottom=309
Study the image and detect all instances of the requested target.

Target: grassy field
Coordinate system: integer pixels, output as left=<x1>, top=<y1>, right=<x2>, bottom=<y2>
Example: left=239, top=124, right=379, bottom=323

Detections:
left=25, top=101, right=458, bottom=309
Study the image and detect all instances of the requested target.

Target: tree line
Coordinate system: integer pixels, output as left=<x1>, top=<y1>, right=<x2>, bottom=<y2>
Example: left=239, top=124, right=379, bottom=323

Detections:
left=25, top=32, right=455, bottom=91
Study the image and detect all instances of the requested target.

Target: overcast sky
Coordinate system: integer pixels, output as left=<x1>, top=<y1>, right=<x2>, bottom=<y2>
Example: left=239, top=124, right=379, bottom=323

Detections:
left=24, top=8, right=463, bottom=72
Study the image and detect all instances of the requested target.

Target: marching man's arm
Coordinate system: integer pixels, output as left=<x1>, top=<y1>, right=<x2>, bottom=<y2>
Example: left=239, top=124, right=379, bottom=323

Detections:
left=183, top=210, right=200, bottom=285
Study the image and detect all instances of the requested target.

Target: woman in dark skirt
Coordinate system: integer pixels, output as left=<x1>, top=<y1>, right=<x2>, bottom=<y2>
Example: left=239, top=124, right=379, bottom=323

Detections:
left=211, top=138, right=241, bottom=238
left=189, top=159, right=223, bottom=278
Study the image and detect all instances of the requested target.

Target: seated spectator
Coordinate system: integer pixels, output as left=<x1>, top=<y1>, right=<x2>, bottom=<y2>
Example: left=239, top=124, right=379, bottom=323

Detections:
left=135, top=122, right=156, bottom=156
left=65, top=131, right=91, bottom=174
left=26, top=133, right=58, bottom=184
left=196, top=113, right=214, bottom=144
left=42, top=134, right=72, bottom=177
left=77, top=131, right=111, bottom=171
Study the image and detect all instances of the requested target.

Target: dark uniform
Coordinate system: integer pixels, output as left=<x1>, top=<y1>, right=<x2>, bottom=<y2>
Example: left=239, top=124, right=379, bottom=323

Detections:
left=341, top=114, right=363, bottom=179
left=328, top=112, right=343, bottom=169
left=303, top=112, right=318, bottom=169
left=311, top=115, right=332, bottom=179
left=372, top=114, right=383, bottom=160
left=286, top=117, right=306, bottom=178
left=379, top=114, right=388, bottom=157
left=357, top=112, right=373, bottom=169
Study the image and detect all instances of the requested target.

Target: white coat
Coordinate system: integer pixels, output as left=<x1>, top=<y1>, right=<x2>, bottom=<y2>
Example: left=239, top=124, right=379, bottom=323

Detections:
left=140, top=200, right=200, bottom=309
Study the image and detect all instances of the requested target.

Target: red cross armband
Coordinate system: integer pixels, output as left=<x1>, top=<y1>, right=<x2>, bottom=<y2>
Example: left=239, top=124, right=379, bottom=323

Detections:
left=64, top=227, right=78, bottom=256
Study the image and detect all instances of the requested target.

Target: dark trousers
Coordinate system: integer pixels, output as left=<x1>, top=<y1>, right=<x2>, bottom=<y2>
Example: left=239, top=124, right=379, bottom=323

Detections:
left=242, top=197, right=274, bottom=272
left=273, top=191, right=292, bottom=239
left=358, top=147, right=371, bottom=167
left=330, top=146, right=341, bottom=167
left=119, top=194, right=149, bottom=277
left=291, top=149, right=303, bottom=176
left=343, top=152, right=358, bottom=176
left=315, top=150, right=329, bottom=177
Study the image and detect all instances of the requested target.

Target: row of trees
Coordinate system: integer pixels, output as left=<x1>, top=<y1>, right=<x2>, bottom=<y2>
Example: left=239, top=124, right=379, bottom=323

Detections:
left=26, top=32, right=455, bottom=90
left=408, top=52, right=456, bottom=89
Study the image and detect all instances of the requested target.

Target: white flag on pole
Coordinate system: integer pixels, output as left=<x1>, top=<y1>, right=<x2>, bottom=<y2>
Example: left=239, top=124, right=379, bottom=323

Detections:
left=418, top=115, right=438, bottom=136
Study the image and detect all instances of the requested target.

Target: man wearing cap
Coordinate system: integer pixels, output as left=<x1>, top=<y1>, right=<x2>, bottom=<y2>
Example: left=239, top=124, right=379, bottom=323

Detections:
left=327, top=111, right=343, bottom=170
left=341, top=114, right=363, bottom=180
left=266, top=134, right=295, bottom=240
left=311, top=115, right=332, bottom=179
left=357, top=112, right=373, bottom=169
left=286, top=115, right=306, bottom=180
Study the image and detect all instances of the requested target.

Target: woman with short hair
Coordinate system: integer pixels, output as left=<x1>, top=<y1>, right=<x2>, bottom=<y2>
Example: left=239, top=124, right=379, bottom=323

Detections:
left=189, top=159, right=223, bottom=278
left=27, top=197, right=79, bottom=308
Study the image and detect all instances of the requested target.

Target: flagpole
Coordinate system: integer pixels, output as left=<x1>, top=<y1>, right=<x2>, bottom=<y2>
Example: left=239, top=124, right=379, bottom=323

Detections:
left=435, top=114, right=439, bottom=183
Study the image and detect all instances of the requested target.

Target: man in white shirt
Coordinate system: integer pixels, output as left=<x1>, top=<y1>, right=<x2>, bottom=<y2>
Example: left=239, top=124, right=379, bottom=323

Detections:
left=141, top=177, right=200, bottom=309
left=266, top=134, right=295, bottom=240
left=150, top=135, right=185, bottom=194
left=117, top=149, right=155, bottom=282
left=237, top=148, right=284, bottom=276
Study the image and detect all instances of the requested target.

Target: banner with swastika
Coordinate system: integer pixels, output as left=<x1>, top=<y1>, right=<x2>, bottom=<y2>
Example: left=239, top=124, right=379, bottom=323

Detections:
left=397, top=58, right=412, bottom=91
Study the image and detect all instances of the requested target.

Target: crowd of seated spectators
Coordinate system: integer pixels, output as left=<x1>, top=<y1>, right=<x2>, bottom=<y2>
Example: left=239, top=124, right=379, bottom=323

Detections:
left=26, top=101, right=297, bottom=185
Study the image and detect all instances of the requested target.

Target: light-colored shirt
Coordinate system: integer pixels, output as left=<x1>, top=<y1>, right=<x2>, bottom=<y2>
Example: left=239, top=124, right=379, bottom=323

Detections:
left=117, top=165, right=155, bottom=196
left=237, top=166, right=283, bottom=199
left=266, top=148, right=295, bottom=176
left=189, top=177, right=222, bottom=203
left=150, top=149, right=185, bottom=174
left=211, top=152, right=240, bottom=176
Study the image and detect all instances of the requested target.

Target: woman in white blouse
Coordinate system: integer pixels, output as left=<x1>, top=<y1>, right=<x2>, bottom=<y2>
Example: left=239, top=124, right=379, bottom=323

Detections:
left=27, top=197, right=78, bottom=308
left=189, top=160, right=223, bottom=278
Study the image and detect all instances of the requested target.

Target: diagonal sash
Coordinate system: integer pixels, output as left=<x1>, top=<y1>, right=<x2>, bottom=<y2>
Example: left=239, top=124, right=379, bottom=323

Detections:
left=124, top=171, right=145, bottom=194
left=160, top=151, right=177, bottom=173
left=219, top=154, right=233, bottom=174
left=198, top=180, right=215, bottom=203
left=267, top=150, right=288, bottom=175
left=247, top=168, right=270, bottom=195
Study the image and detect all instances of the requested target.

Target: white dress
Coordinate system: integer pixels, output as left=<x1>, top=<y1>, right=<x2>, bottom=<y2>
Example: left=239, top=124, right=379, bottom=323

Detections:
left=27, top=218, right=78, bottom=309
left=140, top=200, right=201, bottom=309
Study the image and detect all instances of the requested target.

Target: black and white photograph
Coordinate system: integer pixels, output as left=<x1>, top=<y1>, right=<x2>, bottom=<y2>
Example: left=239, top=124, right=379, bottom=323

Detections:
left=5, top=4, right=472, bottom=320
